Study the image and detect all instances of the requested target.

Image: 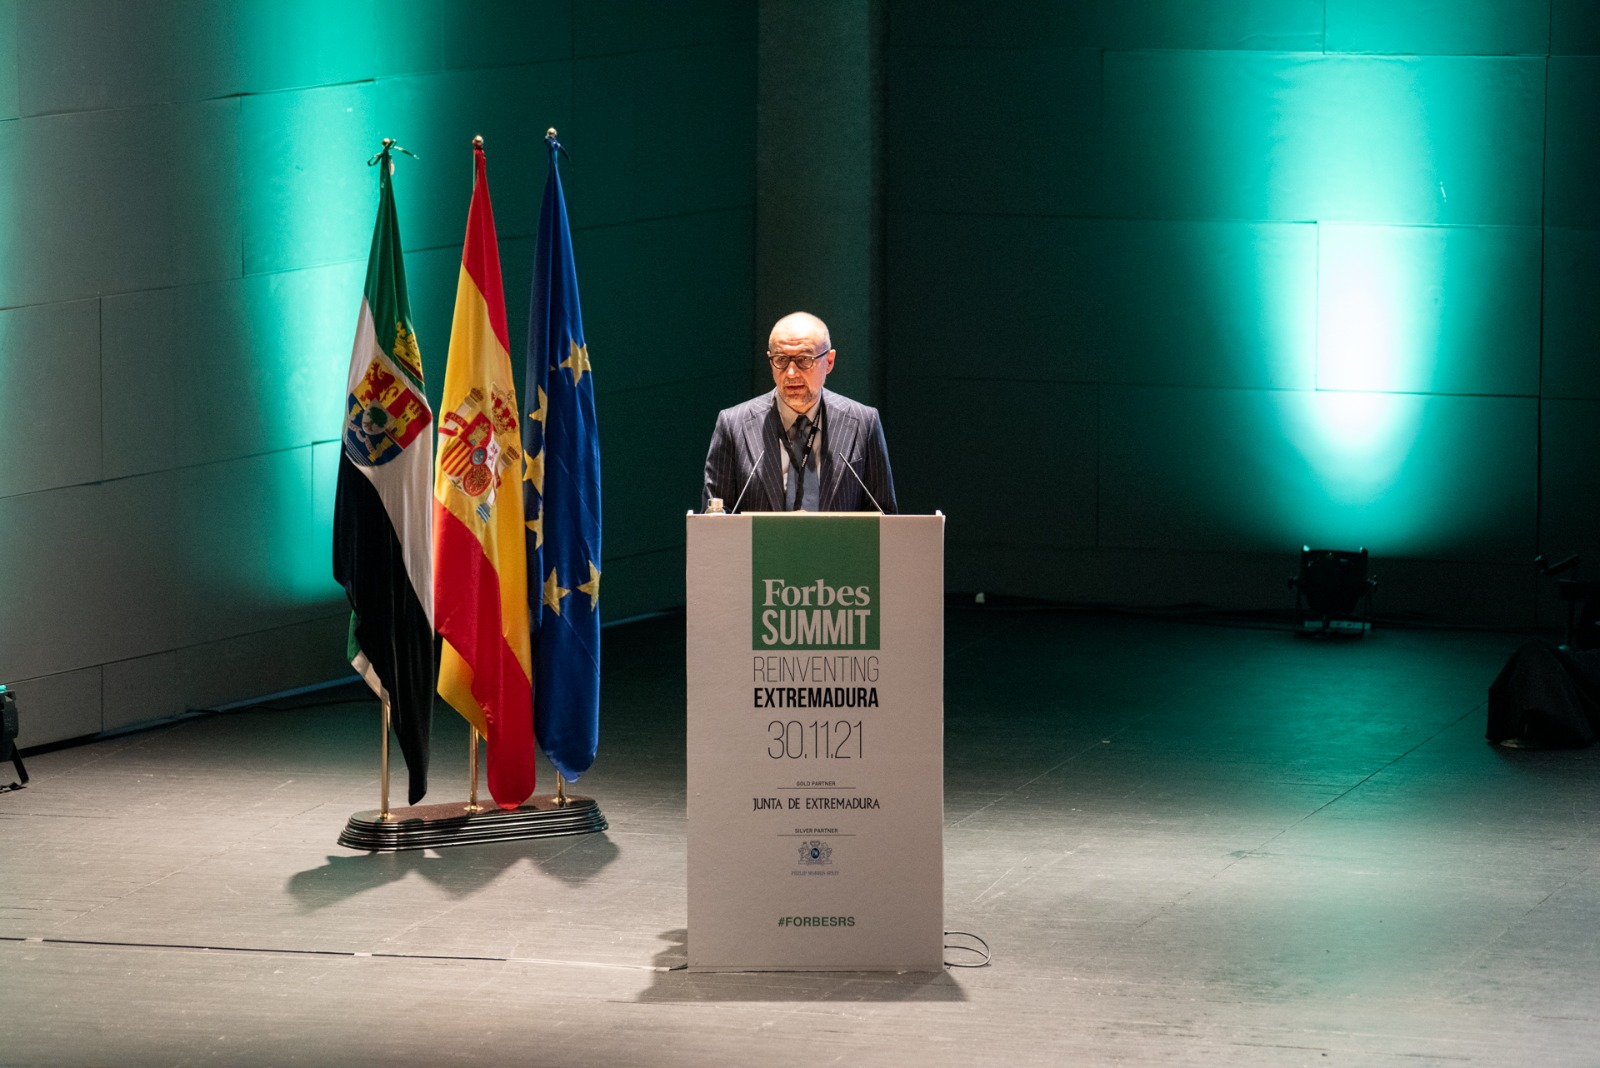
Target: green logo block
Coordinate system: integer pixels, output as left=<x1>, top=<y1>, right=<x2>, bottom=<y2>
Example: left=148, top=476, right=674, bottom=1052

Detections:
left=752, top=517, right=879, bottom=650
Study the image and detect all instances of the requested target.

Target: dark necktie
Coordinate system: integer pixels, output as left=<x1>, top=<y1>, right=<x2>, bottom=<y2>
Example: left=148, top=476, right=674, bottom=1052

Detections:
left=789, top=414, right=812, bottom=511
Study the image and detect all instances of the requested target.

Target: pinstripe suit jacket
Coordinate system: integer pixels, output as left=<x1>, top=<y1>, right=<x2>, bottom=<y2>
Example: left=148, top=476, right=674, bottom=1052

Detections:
left=702, top=390, right=898, bottom=514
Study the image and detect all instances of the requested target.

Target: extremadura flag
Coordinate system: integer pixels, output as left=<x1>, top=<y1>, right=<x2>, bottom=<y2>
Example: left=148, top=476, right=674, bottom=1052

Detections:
left=433, top=140, right=538, bottom=810
left=333, top=145, right=436, bottom=805
left=524, top=131, right=602, bottom=783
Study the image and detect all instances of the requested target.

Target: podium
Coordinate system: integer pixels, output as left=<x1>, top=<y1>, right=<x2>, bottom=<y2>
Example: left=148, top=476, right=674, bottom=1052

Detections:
left=686, top=512, right=945, bottom=971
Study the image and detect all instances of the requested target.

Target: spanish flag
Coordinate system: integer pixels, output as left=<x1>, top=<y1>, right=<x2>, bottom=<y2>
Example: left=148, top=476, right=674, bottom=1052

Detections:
left=432, top=139, right=537, bottom=809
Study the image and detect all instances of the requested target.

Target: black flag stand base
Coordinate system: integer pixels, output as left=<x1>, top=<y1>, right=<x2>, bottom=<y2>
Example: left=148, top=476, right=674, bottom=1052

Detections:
left=340, top=723, right=606, bottom=852
left=338, top=794, right=607, bottom=852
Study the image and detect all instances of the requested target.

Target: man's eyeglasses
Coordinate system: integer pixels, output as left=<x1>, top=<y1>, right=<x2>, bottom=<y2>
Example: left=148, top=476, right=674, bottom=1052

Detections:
left=767, top=350, right=830, bottom=371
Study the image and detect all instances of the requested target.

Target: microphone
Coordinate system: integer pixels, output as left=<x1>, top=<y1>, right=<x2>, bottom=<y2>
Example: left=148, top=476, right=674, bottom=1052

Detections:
left=728, top=445, right=766, bottom=515
left=842, top=456, right=885, bottom=514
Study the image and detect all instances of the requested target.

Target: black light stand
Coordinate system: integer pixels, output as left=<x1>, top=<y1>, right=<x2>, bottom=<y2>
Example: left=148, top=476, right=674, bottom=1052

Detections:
left=1536, top=554, right=1600, bottom=651
left=1, top=685, right=28, bottom=792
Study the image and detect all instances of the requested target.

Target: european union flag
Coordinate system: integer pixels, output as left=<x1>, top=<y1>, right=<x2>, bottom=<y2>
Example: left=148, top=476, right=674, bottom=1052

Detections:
left=523, top=131, right=602, bottom=782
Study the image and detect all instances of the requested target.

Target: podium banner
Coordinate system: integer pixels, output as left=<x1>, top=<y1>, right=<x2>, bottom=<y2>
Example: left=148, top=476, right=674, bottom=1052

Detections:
left=686, top=513, right=944, bottom=971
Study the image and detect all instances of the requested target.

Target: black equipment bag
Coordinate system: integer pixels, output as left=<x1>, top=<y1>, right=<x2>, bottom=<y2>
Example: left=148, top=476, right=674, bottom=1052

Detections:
left=1487, top=639, right=1600, bottom=748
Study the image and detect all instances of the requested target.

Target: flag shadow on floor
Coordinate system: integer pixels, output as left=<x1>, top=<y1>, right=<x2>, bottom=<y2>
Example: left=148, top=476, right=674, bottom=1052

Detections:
left=285, top=831, right=620, bottom=912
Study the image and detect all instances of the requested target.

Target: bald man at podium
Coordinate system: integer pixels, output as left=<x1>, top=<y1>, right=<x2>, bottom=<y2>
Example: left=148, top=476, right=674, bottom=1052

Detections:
left=702, top=311, right=898, bottom=515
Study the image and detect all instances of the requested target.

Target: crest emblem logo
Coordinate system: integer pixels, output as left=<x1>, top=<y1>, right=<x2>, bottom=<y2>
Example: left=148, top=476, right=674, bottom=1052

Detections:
left=489, top=384, right=519, bottom=436
left=344, top=357, right=430, bottom=466
left=391, top=321, right=424, bottom=382
left=797, top=839, right=833, bottom=866
left=439, top=387, right=522, bottom=513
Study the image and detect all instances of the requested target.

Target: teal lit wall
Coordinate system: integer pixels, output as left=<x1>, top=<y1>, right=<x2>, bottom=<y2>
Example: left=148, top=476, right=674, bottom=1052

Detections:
left=5, top=2, right=1599, bottom=748
left=884, top=1, right=1600, bottom=622
left=0, top=0, right=756, bottom=746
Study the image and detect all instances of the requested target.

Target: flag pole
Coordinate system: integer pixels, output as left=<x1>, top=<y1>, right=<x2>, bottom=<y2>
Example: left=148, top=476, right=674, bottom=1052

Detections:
left=373, top=141, right=394, bottom=828
left=335, top=127, right=609, bottom=851
left=466, top=727, right=483, bottom=814
left=379, top=694, right=393, bottom=821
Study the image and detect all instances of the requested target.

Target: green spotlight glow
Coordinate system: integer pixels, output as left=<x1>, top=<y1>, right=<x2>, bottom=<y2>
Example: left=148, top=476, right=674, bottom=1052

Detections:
left=1318, top=234, right=1413, bottom=395
left=1283, top=390, right=1423, bottom=510
left=1295, top=60, right=1437, bottom=523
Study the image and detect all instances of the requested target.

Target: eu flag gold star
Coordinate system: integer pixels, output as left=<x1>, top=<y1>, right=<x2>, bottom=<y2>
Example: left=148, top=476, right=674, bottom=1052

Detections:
left=543, top=568, right=571, bottom=616
left=526, top=386, right=548, bottom=429
left=560, top=339, right=592, bottom=386
left=523, top=446, right=545, bottom=492
left=525, top=505, right=544, bottom=550
left=577, top=560, right=601, bottom=607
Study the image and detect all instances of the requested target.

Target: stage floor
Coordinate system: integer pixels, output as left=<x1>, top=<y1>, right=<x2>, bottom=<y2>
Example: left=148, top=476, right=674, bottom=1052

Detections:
left=3, top=609, right=1598, bottom=1066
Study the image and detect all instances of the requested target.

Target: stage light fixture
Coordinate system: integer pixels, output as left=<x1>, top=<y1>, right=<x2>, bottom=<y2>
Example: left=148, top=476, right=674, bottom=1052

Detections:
left=1536, top=554, right=1600, bottom=651
left=1289, top=546, right=1377, bottom=636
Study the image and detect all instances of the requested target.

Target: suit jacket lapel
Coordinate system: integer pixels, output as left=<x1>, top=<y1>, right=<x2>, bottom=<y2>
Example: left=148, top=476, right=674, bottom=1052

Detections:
left=819, top=400, right=862, bottom=510
left=744, top=400, right=786, bottom=511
